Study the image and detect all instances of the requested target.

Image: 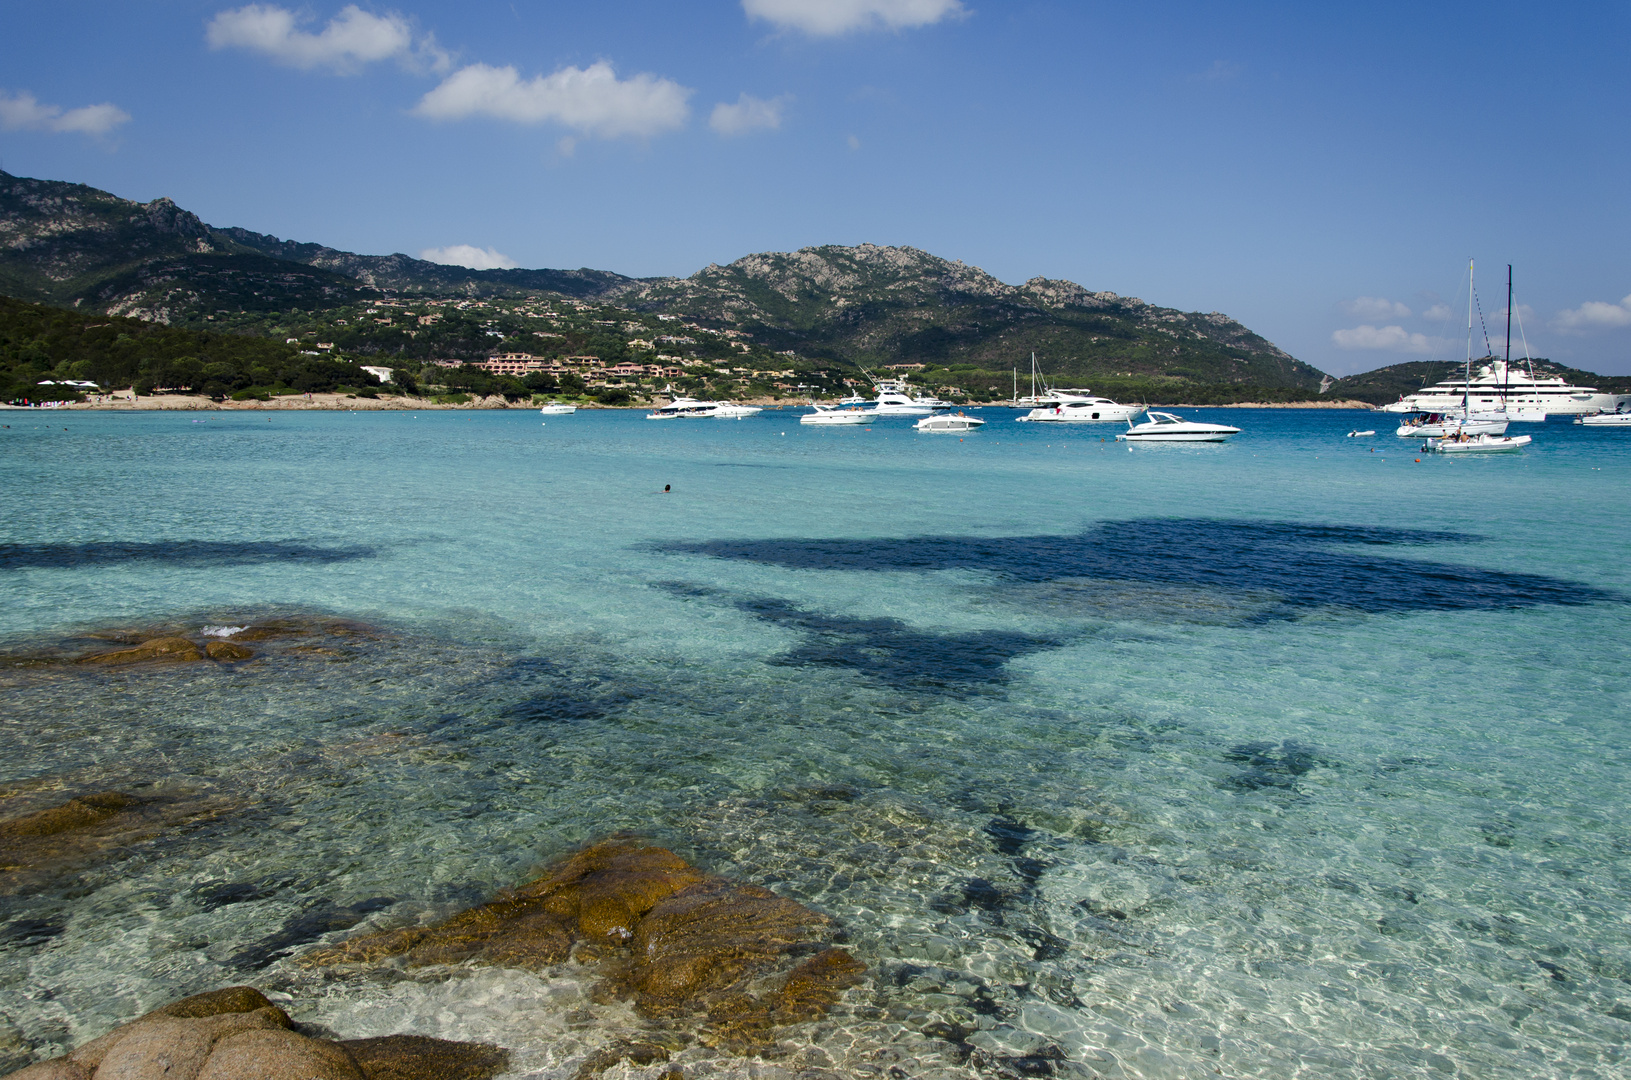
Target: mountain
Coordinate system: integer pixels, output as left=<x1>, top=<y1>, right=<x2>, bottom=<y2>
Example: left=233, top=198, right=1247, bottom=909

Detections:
left=0, top=171, right=637, bottom=323
left=2, top=168, right=1327, bottom=398
left=618, top=244, right=1324, bottom=394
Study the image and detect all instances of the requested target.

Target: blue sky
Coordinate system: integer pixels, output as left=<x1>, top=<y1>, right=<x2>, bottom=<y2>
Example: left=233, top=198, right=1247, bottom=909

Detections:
left=2, top=0, right=1628, bottom=376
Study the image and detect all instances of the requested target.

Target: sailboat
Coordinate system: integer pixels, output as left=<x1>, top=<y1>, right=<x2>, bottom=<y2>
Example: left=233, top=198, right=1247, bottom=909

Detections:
left=1420, top=261, right=1532, bottom=453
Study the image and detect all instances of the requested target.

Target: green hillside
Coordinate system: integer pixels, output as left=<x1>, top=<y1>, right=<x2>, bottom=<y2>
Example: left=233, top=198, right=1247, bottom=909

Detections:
left=621, top=244, right=1328, bottom=401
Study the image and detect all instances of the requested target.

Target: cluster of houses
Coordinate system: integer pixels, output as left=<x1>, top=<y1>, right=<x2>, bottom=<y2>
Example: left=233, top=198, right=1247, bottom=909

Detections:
left=464, top=353, right=688, bottom=381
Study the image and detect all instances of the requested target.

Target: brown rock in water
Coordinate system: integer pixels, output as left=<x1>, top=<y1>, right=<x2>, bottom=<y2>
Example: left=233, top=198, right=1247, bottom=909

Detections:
left=82, top=1009, right=290, bottom=1079
left=0, top=793, right=232, bottom=898
left=77, top=637, right=204, bottom=665
left=203, top=641, right=253, bottom=661
left=194, top=1028, right=364, bottom=1080
left=151, top=986, right=277, bottom=1020
left=0, top=793, right=139, bottom=841
left=300, top=839, right=863, bottom=1059
left=627, top=878, right=831, bottom=1008
left=339, top=1035, right=509, bottom=1080
left=3, top=1062, right=92, bottom=1080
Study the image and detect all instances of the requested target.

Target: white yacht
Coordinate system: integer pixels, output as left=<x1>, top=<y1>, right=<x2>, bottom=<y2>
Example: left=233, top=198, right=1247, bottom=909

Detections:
left=866, top=380, right=948, bottom=416
left=1421, top=432, right=1532, bottom=453
left=799, top=403, right=872, bottom=426
left=1116, top=410, right=1240, bottom=442
left=915, top=412, right=984, bottom=432
left=1016, top=392, right=1143, bottom=423
left=1395, top=411, right=1509, bottom=437
left=1578, top=411, right=1631, bottom=426
left=538, top=402, right=577, bottom=415
left=1379, top=359, right=1626, bottom=418
left=646, top=396, right=763, bottom=419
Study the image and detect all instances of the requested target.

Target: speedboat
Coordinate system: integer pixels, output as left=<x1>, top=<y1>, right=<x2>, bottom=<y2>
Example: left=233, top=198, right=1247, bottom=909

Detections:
left=1346, top=429, right=1377, bottom=437
left=1578, top=411, right=1631, bottom=426
left=1421, top=432, right=1532, bottom=453
left=538, top=402, right=576, bottom=415
left=1395, top=412, right=1508, bottom=437
left=915, top=412, right=984, bottom=432
left=800, top=403, right=872, bottom=426
left=1016, top=392, right=1143, bottom=423
left=647, top=397, right=763, bottom=419
left=1116, top=410, right=1240, bottom=442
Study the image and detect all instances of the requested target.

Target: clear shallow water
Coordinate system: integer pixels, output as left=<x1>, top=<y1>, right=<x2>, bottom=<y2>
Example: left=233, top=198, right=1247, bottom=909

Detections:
left=1, top=406, right=1628, bottom=1079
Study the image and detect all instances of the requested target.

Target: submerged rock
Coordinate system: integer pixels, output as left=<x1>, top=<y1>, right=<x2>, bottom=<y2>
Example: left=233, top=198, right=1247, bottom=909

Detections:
left=302, top=839, right=866, bottom=1056
left=203, top=641, right=253, bottom=661
left=0, top=791, right=232, bottom=898
left=4, top=986, right=506, bottom=1080
left=76, top=637, right=204, bottom=665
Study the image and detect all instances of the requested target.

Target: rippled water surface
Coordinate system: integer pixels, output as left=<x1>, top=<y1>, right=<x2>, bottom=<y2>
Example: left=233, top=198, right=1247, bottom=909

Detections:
left=2, top=407, right=1628, bottom=1079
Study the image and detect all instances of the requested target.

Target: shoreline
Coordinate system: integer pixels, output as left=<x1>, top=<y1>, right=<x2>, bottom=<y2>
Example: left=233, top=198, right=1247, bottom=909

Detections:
left=22, top=394, right=1377, bottom=412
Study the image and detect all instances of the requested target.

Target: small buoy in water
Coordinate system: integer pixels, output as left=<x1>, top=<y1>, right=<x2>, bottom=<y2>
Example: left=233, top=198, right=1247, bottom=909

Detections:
left=1414, top=458, right=1421, bottom=462
left=541, top=421, right=546, bottom=426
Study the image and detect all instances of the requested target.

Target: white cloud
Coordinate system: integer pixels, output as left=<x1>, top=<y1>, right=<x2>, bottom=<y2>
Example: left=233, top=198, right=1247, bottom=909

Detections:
left=743, top=0, right=966, bottom=36
left=847, top=133, right=861, bottom=151
left=1421, top=303, right=1454, bottom=322
left=710, top=93, right=787, bottom=136
left=1331, top=324, right=1436, bottom=353
left=0, top=91, right=131, bottom=137
left=419, top=244, right=518, bottom=270
left=1554, top=294, right=1631, bottom=334
left=206, top=4, right=448, bottom=74
left=1339, top=296, right=1412, bottom=320
left=415, top=61, right=691, bottom=138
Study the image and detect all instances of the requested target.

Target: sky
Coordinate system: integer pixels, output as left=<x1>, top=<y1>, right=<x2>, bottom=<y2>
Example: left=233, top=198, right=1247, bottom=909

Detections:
left=2, top=0, right=1628, bottom=377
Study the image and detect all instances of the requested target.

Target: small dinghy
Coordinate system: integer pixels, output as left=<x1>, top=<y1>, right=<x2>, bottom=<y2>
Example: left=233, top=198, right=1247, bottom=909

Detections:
left=1346, top=429, right=1376, bottom=437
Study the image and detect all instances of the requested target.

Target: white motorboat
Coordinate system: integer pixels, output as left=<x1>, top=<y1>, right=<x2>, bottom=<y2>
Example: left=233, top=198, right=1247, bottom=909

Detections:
left=1395, top=411, right=1509, bottom=437
left=538, top=402, right=577, bottom=415
left=1577, top=411, right=1631, bottom=426
left=799, top=403, right=872, bottom=426
left=1116, top=410, right=1240, bottom=442
left=915, top=412, right=984, bottom=432
left=647, top=396, right=762, bottom=419
left=1017, top=394, right=1143, bottom=423
left=1421, top=432, right=1532, bottom=453
left=860, top=379, right=950, bottom=416
left=1346, top=429, right=1377, bottom=437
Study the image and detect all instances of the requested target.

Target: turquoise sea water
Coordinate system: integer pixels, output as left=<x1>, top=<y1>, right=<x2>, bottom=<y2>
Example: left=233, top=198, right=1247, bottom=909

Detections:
left=1, top=406, right=1628, bottom=1079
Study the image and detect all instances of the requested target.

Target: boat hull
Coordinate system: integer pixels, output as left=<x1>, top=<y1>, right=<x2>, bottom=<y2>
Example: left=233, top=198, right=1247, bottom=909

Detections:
left=1117, top=431, right=1237, bottom=442
left=1422, top=434, right=1532, bottom=453
left=1578, top=413, right=1631, bottom=426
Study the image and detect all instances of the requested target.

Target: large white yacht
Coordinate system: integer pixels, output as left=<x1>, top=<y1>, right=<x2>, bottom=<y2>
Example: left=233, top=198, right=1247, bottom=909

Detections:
left=647, top=396, right=763, bottom=419
left=1380, top=359, right=1628, bottom=417
left=867, top=380, right=950, bottom=416
left=1016, top=391, right=1143, bottom=423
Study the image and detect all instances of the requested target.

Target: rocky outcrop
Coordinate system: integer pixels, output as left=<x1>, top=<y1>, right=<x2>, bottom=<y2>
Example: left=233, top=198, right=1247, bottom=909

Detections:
left=3, top=987, right=506, bottom=1080
left=303, top=839, right=866, bottom=1055
left=76, top=637, right=205, bottom=665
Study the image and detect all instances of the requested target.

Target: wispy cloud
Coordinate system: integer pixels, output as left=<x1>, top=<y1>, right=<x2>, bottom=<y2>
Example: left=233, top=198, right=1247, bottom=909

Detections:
left=1339, top=296, right=1412, bottom=320
left=710, top=93, right=788, bottom=137
left=206, top=4, right=450, bottom=74
left=0, top=91, right=131, bottom=137
left=419, top=244, right=518, bottom=270
left=1421, top=302, right=1454, bottom=322
left=414, top=61, right=691, bottom=139
left=1192, top=59, right=1243, bottom=82
left=1331, top=324, right=1437, bottom=353
left=1554, top=294, right=1631, bottom=333
left=743, top=0, right=966, bottom=36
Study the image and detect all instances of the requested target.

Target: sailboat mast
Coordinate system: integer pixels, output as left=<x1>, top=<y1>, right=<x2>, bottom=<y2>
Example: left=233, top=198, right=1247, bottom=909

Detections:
left=1464, top=259, right=1475, bottom=415
left=1505, top=265, right=1513, bottom=364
